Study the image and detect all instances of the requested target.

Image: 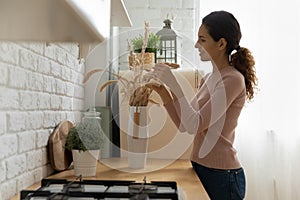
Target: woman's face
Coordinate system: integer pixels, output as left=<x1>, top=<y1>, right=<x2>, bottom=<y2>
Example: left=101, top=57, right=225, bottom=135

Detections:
left=194, top=24, right=220, bottom=62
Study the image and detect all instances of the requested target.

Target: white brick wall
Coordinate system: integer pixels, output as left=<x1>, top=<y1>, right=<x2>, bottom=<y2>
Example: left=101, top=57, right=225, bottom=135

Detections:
left=0, top=179, right=17, bottom=200
left=0, top=135, right=18, bottom=159
left=0, top=160, right=6, bottom=182
left=0, top=41, right=83, bottom=200
left=6, top=154, right=27, bottom=179
left=0, top=63, right=8, bottom=85
left=18, top=131, right=36, bottom=153
left=148, top=0, right=182, bottom=9
left=0, top=112, right=6, bottom=135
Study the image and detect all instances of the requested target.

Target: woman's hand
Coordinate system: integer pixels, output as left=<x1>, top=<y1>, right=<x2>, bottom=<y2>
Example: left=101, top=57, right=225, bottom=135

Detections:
left=152, top=63, right=177, bottom=87
left=129, top=85, right=151, bottom=106
left=145, top=82, right=173, bottom=105
left=148, top=63, right=184, bottom=99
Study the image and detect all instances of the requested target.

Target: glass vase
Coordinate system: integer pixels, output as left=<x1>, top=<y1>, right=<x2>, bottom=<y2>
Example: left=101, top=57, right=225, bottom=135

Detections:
left=127, top=106, right=149, bottom=169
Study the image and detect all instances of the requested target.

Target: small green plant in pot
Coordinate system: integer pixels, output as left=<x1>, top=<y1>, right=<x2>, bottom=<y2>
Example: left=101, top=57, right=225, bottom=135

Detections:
left=65, top=119, right=103, bottom=177
left=131, top=32, right=161, bottom=53
left=65, top=122, right=102, bottom=152
left=129, top=32, right=161, bottom=68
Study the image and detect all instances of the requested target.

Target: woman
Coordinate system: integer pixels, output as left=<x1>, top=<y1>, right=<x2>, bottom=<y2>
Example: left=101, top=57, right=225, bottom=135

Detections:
left=148, top=11, right=257, bottom=200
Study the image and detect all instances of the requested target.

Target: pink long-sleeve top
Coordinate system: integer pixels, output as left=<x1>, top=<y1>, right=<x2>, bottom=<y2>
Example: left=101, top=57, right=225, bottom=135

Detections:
left=165, top=66, right=246, bottom=169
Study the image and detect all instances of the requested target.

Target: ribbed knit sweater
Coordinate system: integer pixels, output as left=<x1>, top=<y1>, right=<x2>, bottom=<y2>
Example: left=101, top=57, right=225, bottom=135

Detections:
left=165, top=66, right=246, bottom=169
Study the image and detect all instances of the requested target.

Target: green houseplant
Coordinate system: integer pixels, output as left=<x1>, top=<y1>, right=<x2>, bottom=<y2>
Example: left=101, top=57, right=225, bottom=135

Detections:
left=129, top=32, right=161, bottom=68
left=131, top=32, right=161, bottom=53
left=65, top=110, right=103, bottom=177
left=65, top=122, right=102, bottom=152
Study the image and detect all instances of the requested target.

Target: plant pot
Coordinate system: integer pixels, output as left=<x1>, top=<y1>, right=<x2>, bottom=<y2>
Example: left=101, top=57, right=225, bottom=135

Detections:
left=127, top=106, right=149, bottom=169
left=129, top=52, right=155, bottom=71
left=72, top=150, right=100, bottom=177
left=136, top=52, right=154, bottom=64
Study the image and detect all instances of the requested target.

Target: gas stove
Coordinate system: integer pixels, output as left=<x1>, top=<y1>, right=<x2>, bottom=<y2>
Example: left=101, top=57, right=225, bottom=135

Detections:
left=20, top=178, right=179, bottom=200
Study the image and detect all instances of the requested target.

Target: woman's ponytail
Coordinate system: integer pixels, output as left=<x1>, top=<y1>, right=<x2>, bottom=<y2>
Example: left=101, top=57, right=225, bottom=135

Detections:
left=231, top=47, right=257, bottom=100
left=202, top=11, right=258, bottom=100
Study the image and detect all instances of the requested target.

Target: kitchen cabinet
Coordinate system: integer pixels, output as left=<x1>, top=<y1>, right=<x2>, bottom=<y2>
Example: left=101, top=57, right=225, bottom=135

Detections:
left=0, top=0, right=131, bottom=42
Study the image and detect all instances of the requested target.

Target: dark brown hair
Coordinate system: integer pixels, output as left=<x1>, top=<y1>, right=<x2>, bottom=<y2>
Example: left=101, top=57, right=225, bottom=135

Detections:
left=202, top=11, right=257, bottom=100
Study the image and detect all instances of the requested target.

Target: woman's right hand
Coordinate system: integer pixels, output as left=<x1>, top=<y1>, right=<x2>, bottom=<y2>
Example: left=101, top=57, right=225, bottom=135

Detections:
left=145, top=83, right=174, bottom=105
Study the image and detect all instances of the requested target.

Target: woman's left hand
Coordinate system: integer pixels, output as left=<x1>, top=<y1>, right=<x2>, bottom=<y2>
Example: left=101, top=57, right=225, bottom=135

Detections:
left=152, top=63, right=177, bottom=87
left=146, top=63, right=183, bottom=98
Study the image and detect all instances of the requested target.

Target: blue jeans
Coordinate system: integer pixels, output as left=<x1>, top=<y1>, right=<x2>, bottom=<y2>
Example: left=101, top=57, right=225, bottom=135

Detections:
left=191, top=161, right=246, bottom=200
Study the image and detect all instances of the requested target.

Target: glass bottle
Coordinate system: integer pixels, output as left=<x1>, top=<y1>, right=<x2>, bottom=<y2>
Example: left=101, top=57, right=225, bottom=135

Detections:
left=80, top=107, right=102, bottom=150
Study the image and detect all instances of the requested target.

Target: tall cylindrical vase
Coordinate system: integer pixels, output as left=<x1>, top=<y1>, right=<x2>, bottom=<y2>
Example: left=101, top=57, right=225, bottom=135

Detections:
left=127, top=106, right=149, bottom=169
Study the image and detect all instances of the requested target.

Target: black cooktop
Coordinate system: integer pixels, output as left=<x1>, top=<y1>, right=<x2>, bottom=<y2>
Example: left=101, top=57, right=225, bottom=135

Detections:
left=20, top=178, right=179, bottom=200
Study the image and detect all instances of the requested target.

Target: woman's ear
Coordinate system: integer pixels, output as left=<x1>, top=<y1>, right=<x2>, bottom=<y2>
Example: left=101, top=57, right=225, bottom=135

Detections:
left=218, top=38, right=227, bottom=50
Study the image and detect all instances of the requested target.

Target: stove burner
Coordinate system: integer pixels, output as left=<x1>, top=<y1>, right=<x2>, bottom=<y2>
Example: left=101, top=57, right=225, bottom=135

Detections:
left=20, top=178, right=179, bottom=200
left=130, top=193, right=150, bottom=200
left=129, top=184, right=158, bottom=191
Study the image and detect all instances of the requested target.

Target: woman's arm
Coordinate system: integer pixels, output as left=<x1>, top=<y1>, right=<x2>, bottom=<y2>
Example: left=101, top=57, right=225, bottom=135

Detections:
left=146, top=83, right=184, bottom=131
left=151, top=64, right=245, bottom=135
left=173, top=73, right=245, bottom=134
left=164, top=97, right=185, bottom=132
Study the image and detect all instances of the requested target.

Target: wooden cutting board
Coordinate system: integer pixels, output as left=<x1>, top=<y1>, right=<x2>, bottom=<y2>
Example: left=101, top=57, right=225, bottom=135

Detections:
left=48, top=120, right=74, bottom=171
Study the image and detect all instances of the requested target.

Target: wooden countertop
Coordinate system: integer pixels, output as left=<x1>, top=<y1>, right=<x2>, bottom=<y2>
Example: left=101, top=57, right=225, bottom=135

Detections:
left=11, top=158, right=209, bottom=200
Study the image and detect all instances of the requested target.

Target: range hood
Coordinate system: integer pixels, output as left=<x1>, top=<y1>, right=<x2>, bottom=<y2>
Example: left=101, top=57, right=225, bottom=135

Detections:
left=0, top=0, right=131, bottom=43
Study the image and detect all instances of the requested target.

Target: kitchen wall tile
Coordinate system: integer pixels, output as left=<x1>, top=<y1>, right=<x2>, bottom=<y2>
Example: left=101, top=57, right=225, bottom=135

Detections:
left=0, top=41, right=83, bottom=200
left=18, top=131, right=36, bottom=153
left=0, top=135, right=18, bottom=160
left=0, top=63, right=8, bottom=86
left=6, top=154, right=27, bottom=178
left=0, top=112, right=6, bottom=135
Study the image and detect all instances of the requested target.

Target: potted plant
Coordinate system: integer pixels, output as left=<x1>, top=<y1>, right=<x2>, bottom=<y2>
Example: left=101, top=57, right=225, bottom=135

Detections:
left=131, top=32, right=161, bottom=53
left=65, top=110, right=103, bottom=177
left=129, top=32, right=161, bottom=69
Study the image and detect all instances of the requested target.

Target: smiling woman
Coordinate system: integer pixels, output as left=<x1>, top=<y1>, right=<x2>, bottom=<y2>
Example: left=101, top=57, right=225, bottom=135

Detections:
left=199, top=0, right=300, bottom=199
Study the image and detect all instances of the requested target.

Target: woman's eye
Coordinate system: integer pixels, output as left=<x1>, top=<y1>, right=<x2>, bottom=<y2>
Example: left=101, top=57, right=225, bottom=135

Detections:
left=198, top=37, right=205, bottom=43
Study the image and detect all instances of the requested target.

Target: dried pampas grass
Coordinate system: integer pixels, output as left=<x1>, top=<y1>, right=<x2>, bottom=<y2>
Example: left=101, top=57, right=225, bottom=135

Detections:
left=99, top=80, right=119, bottom=92
left=83, top=21, right=169, bottom=107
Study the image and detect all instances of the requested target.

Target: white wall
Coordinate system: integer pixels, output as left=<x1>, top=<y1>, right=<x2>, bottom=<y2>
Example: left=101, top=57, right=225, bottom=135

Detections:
left=83, top=27, right=121, bottom=110
left=0, top=42, right=84, bottom=200
left=83, top=41, right=110, bottom=109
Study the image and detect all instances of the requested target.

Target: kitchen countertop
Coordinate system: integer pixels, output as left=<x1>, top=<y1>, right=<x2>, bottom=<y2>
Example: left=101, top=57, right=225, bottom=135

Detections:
left=11, top=158, right=209, bottom=200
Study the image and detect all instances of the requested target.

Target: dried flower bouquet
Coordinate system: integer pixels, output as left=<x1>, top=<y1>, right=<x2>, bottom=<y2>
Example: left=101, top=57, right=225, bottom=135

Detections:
left=83, top=22, right=179, bottom=144
left=83, top=22, right=164, bottom=107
